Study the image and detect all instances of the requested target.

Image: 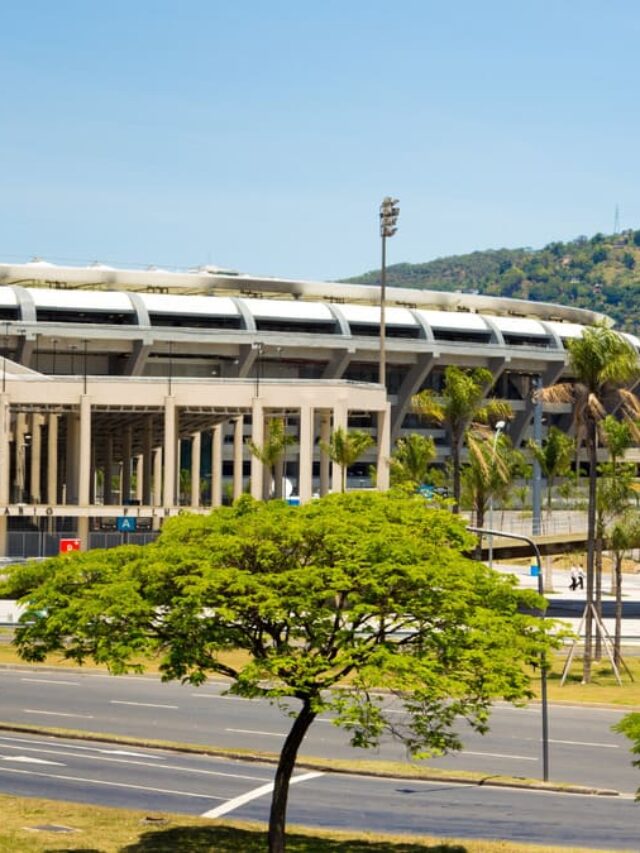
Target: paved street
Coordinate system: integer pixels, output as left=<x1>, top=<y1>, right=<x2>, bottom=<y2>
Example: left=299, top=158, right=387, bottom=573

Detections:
left=0, top=730, right=637, bottom=850
left=0, top=667, right=637, bottom=793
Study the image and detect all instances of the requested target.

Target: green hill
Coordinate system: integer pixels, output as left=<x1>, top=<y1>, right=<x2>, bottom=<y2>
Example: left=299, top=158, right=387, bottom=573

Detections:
left=344, top=229, right=640, bottom=334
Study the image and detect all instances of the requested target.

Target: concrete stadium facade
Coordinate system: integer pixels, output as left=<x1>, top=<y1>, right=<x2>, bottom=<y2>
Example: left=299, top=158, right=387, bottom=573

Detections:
left=0, top=260, right=620, bottom=556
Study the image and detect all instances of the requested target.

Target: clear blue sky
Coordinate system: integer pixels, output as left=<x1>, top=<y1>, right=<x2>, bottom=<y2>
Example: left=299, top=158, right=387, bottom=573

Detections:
left=2, top=1, right=639, bottom=281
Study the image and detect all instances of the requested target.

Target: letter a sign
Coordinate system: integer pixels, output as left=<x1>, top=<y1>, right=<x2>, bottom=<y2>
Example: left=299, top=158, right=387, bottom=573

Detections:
left=116, top=517, right=137, bottom=533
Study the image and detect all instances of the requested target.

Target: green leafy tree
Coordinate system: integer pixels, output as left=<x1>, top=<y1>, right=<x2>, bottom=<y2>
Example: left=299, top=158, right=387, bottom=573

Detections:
left=614, top=712, right=640, bottom=799
left=2, top=492, right=555, bottom=853
left=389, top=433, right=437, bottom=488
left=538, top=325, right=640, bottom=682
left=248, top=417, right=295, bottom=499
left=411, top=366, right=512, bottom=513
left=319, top=426, right=374, bottom=493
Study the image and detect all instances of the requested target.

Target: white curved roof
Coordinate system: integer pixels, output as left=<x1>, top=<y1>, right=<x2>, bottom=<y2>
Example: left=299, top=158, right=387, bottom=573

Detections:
left=141, top=294, right=239, bottom=317
left=417, top=310, right=490, bottom=332
left=339, top=305, right=417, bottom=326
left=545, top=321, right=585, bottom=340
left=242, top=298, right=334, bottom=321
left=30, top=289, right=134, bottom=312
left=491, top=316, right=549, bottom=336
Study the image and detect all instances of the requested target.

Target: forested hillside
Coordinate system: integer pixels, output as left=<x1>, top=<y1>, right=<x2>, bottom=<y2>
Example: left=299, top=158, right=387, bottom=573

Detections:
left=345, top=230, right=640, bottom=334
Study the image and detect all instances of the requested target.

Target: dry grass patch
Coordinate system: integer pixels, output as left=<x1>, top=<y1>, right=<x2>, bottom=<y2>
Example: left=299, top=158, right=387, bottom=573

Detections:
left=0, top=793, right=627, bottom=853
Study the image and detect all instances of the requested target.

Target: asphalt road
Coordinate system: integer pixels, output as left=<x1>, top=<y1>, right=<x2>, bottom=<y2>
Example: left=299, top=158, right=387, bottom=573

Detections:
left=0, top=667, right=637, bottom=794
left=0, top=730, right=638, bottom=850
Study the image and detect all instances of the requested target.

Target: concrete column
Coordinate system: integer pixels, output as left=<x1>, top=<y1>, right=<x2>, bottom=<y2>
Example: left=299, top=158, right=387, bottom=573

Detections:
left=65, top=412, right=79, bottom=504
left=191, top=431, right=201, bottom=508
left=211, top=424, right=223, bottom=507
left=47, top=414, right=58, bottom=505
left=122, top=426, right=132, bottom=504
left=14, top=412, right=27, bottom=502
left=135, top=455, right=144, bottom=502
left=152, top=446, right=162, bottom=531
left=163, top=397, right=176, bottom=506
left=319, top=412, right=331, bottom=497
left=77, top=396, right=91, bottom=550
left=250, top=401, right=264, bottom=501
left=104, top=434, right=113, bottom=505
left=30, top=414, right=42, bottom=503
left=143, top=417, right=153, bottom=505
left=233, top=416, right=244, bottom=500
left=0, top=394, right=11, bottom=555
left=376, top=405, right=391, bottom=491
left=299, top=404, right=314, bottom=504
left=331, top=404, right=348, bottom=494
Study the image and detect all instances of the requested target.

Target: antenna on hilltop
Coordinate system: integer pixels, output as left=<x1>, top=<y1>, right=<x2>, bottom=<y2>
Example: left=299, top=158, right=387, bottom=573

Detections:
left=614, top=204, right=620, bottom=235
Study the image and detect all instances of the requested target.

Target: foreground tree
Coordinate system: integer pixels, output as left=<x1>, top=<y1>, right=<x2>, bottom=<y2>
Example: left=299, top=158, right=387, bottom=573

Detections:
left=319, top=426, right=374, bottom=492
left=2, top=492, right=553, bottom=853
left=411, top=366, right=512, bottom=513
left=615, top=713, right=640, bottom=799
left=538, top=324, right=640, bottom=683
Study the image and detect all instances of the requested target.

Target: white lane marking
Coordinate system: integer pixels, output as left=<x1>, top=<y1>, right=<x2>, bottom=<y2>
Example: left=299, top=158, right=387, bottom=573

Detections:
left=0, top=766, right=225, bottom=800
left=21, top=678, right=81, bottom=686
left=110, top=700, right=178, bottom=709
left=226, top=728, right=285, bottom=738
left=462, top=750, right=537, bottom=761
left=0, top=755, right=65, bottom=766
left=23, top=709, right=94, bottom=719
left=0, top=742, right=271, bottom=780
left=104, top=750, right=162, bottom=758
left=191, top=693, right=250, bottom=702
left=549, top=738, right=620, bottom=749
left=201, top=771, right=323, bottom=819
left=0, top=735, right=160, bottom=757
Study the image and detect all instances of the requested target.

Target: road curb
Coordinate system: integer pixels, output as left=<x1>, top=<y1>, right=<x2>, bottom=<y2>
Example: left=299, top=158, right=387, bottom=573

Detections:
left=0, top=721, right=620, bottom=798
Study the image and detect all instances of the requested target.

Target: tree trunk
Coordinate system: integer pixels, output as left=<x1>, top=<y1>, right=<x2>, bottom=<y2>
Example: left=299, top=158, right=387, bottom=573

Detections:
left=452, top=435, right=461, bottom=514
left=474, top=502, right=485, bottom=561
left=594, top=520, right=603, bottom=661
left=614, top=553, right=623, bottom=668
left=268, top=699, right=316, bottom=853
left=583, top=421, right=597, bottom=684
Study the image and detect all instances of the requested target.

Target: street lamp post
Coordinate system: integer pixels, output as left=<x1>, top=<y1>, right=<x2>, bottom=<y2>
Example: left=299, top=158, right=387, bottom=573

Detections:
left=488, top=419, right=506, bottom=569
left=379, top=197, right=399, bottom=388
left=467, top=525, right=549, bottom=783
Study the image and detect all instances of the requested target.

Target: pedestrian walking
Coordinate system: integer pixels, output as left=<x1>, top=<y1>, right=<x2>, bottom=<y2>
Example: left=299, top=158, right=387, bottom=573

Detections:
left=569, top=567, right=578, bottom=591
left=578, top=568, right=585, bottom=590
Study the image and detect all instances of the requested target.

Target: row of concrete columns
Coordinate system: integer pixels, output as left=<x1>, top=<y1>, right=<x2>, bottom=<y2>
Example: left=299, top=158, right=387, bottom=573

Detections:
left=0, top=395, right=390, bottom=517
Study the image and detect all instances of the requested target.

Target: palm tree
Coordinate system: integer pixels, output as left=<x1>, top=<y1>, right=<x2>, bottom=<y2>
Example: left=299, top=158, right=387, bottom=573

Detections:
left=463, top=428, right=522, bottom=557
left=527, top=426, right=574, bottom=516
left=608, top=514, right=640, bottom=668
left=248, top=417, right=295, bottom=500
left=411, top=366, right=512, bottom=513
left=538, top=324, right=640, bottom=683
left=389, top=433, right=437, bottom=488
left=320, top=427, right=374, bottom=493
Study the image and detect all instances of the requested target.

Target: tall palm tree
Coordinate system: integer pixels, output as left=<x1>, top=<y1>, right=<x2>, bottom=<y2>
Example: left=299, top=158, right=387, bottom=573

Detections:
left=320, top=427, right=374, bottom=493
left=609, top=514, right=640, bottom=668
left=538, top=324, right=640, bottom=683
left=248, top=417, right=295, bottom=500
left=411, top=366, right=512, bottom=513
left=389, top=433, right=437, bottom=488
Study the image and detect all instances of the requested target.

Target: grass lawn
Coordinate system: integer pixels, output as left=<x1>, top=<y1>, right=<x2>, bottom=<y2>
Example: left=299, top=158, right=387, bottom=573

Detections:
left=0, top=793, right=629, bottom=853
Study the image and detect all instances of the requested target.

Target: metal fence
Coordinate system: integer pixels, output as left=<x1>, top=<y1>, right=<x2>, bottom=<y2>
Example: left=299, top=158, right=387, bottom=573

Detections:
left=5, top=531, right=160, bottom=559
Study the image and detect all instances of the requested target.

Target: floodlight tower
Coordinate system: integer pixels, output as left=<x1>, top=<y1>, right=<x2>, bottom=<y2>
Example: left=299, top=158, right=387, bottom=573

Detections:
left=379, top=196, right=399, bottom=388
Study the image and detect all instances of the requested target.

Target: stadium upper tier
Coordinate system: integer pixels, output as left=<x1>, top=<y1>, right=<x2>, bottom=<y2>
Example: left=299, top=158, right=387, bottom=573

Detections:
left=0, top=259, right=630, bottom=448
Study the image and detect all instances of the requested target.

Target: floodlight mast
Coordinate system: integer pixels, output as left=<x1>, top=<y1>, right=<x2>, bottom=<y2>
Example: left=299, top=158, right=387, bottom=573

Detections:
left=379, top=197, right=399, bottom=388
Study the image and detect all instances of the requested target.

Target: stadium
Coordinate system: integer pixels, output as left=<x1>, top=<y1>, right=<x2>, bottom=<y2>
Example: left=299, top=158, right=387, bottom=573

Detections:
left=0, top=259, right=614, bottom=556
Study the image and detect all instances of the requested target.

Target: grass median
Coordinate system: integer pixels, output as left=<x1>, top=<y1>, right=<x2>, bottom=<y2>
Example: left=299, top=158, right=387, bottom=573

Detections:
left=0, top=793, right=631, bottom=853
